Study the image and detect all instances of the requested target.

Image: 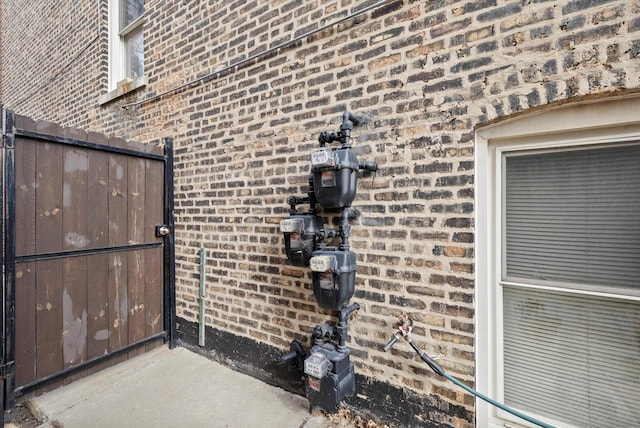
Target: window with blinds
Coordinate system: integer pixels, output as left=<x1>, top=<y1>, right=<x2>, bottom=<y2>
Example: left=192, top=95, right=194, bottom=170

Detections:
left=502, top=144, right=640, bottom=427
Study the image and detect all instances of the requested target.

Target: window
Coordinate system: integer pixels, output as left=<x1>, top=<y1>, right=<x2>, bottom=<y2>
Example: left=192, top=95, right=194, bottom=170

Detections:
left=106, top=0, right=144, bottom=94
left=120, top=0, right=144, bottom=81
left=476, top=96, right=640, bottom=428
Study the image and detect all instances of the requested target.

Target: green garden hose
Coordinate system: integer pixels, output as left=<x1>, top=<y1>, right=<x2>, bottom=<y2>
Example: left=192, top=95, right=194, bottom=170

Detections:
left=384, top=321, right=556, bottom=428
left=406, top=337, right=556, bottom=428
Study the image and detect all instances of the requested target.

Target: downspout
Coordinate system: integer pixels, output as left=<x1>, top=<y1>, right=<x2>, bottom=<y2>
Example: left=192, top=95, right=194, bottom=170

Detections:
left=198, top=247, right=206, bottom=347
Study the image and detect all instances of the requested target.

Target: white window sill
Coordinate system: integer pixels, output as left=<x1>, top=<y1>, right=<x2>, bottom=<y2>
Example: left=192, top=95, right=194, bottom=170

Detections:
left=98, top=76, right=147, bottom=105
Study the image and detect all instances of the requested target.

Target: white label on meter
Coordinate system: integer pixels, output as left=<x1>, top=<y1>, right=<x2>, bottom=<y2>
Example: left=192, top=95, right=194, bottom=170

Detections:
left=318, top=272, right=334, bottom=289
left=320, top=170, right=336, bottom=188
left=311, top=149, right=335, bottom=168
left=280, top=219, right=302, bottom=233
left=309, top=255, right=334, bottom=272
left=289, top=234, right=303, bottom=249
left=307, top=377, right=321, bottom=392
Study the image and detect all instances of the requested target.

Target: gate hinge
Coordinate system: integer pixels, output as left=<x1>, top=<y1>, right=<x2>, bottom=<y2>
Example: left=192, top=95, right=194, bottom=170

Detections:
left=0, top=361, right=14, bottom=380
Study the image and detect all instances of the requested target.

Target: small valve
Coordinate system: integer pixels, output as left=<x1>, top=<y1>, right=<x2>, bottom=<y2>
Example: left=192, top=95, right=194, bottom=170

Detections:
left=382, top=315, right=413, bottom=352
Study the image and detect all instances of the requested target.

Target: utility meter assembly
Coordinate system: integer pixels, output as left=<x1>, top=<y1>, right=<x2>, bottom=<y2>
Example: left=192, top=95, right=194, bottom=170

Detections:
left=280, top=111, right=377, bottom=413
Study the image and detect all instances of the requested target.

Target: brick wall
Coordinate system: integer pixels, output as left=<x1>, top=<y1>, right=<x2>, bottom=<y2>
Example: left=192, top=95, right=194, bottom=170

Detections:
left=0, top=1, right=107, bottom=126
left=2, top=0, right=640, bottom=426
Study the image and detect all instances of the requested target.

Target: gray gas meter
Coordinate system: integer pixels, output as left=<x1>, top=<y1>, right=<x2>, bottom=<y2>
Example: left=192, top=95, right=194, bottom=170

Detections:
left=280, top=214, right=323, bottom=267
left=310, top=111, right=377, bottom=210
left=304, top=346, right=356, bottom=414
left=311, top=147, right=360, bottom=209
left=309, top=249, right=356, bottom=311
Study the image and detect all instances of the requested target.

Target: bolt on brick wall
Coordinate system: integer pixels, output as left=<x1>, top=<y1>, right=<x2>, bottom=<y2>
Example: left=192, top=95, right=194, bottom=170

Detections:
left=2, top=0, right=640, bottom=426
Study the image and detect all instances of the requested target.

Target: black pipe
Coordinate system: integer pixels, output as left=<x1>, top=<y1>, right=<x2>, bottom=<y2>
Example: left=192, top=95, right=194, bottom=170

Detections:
left=307, top=174, right=318, bottom=213
left=336, top=303, right=360, bottom=352
left=359, top=161, right=378, bottom=172
left=340, top=111, right=360, bottom=149
left=339, top=209, right=359, bottom=251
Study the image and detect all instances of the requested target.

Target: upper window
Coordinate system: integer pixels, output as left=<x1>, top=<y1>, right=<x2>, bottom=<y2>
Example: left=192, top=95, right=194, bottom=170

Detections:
left=476, top=96, right=640, bottom=428
left=108, top=0, right=144, bottom=92
left=120, top=0, right=144, bottom=80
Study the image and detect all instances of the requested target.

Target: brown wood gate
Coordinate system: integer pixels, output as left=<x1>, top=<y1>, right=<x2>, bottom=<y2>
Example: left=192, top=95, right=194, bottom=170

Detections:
left=0, top=107, right=176, bottom=412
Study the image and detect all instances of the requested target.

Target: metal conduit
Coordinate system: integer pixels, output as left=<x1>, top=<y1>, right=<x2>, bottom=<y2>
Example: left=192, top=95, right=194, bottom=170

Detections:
left=121, top=0, right=396, bottom=109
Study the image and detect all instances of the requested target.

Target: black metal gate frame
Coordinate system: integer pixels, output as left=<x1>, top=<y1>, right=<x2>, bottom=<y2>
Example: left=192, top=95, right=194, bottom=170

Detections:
left=0, top=107, right=176, bottom=413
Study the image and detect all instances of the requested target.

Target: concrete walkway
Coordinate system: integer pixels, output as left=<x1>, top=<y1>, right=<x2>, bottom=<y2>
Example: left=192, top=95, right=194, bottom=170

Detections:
left=23, top=346, right=355, bottom=428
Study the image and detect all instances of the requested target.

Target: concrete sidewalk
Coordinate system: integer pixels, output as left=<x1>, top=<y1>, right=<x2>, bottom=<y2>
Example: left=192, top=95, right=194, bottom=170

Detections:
left=22, top=346, right=356, bottom=428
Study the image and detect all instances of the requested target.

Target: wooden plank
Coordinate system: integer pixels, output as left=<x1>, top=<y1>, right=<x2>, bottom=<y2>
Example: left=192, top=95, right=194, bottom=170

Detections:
left=128, top=157, right=145, bottom=244
left=63, top=146, right=88, bottom=251
left=87, top=149, right=109, bottom=250
left=35, top=141, right=63, bottom=254
left=108, top=252, right=128, bottom=351
left=145, top=159, right=164, bottom=244
left=128, top=250, right=146, bottom=357
left=14, top=138, right=36, bottom=257
left=145, top=246, right=164, bottom=339
left=108, top=151, right=129, bottom=355
left=35, top=259, right=63, bottom=379
left=61, top=256, right=89, bottom=385
left=108, top=154, right=128, bottom=247
left=144, top=159, right=165, bottom=350
left=87, top=253, right=109, bottom=360
left=14, top=262, right=36, bottom=387
left=62, top=257, right=88, bottom=368
left=127, top=157, right=146, bottom=357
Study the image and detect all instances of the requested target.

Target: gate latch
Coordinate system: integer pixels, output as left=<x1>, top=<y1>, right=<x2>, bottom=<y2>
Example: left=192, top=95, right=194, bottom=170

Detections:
left=155, top=225, right=172, bottom=237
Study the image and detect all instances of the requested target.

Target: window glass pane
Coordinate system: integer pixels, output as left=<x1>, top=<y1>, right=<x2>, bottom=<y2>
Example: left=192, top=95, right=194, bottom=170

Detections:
left=124, top=25, right=144, bottom=79
left=503, top=285, right=640, bottom=427
left=120, top=0, right=144, bottom=29
left=505, top=144, right=640, bottom=290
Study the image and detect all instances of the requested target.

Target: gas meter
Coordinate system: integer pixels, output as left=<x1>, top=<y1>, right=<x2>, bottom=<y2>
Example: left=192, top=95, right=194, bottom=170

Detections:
left=309, top=112, right=377, bottom=210
left=280, top=214, right=323, bottom=267
left=280, top=111, right=378, bottom=415
left=311, top=147, right=360, bottom=209
left=304, top=346, right=356, bottom=414
left=309, top=249, right=356, bottom=310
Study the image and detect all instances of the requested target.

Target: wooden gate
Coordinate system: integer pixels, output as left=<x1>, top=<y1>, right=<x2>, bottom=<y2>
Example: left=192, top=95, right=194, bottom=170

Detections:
left=0, top=107, right=176, bottom=410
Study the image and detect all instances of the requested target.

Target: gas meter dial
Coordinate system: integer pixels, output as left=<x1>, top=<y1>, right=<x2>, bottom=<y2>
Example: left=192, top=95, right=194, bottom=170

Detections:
left=280, top=218, right=302, bottom=233
left=309, top=255, right=335, bottom=272
left=311, top=149, right=336, bottom=168
left=304, top=352, right=330, bottom=379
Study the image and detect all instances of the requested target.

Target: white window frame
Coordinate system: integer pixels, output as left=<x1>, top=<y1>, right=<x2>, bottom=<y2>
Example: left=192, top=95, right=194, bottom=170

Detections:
left=101, top=0, right=146, bottom=104
left=475, top=95, right=640, bottom=428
